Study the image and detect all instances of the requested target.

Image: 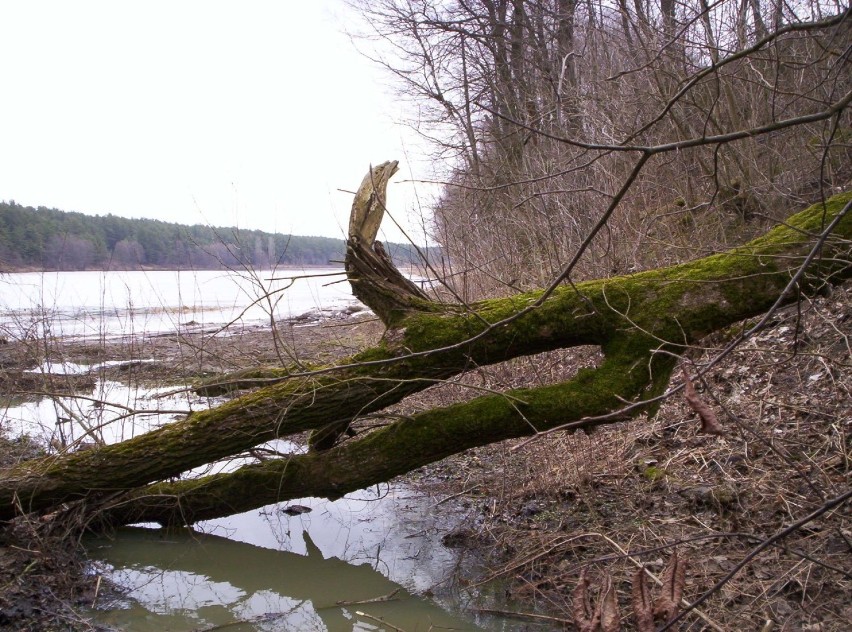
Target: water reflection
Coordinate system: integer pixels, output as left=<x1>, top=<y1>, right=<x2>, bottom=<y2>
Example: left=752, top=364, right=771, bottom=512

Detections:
left=89, top=525, right=480, bottom=631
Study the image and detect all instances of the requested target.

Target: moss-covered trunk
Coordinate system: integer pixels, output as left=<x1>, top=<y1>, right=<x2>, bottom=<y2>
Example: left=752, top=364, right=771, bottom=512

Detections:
left=1, top=190, right=850, bottom=525
left=102, top=341, right=672, bottom=526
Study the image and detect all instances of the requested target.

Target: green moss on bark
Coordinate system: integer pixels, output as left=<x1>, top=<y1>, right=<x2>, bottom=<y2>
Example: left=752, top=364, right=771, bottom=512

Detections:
left=3, top=192, right=851, bottom=523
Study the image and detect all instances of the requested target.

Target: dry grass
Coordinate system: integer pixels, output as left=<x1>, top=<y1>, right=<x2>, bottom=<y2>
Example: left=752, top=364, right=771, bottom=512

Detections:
left=0, top=502, right=105, bottom=631
left=410, top=289, right=851, bottom=630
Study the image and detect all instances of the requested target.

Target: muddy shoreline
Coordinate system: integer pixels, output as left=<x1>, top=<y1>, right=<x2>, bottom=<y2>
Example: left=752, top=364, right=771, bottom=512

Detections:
left=0, top=305, right=380, bottom=385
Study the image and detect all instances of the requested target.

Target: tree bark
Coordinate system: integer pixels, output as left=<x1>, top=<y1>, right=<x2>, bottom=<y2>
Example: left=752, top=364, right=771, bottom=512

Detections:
left=1, top=169, right=850, bottom=526
left=344, top=160, right=431, bottom=327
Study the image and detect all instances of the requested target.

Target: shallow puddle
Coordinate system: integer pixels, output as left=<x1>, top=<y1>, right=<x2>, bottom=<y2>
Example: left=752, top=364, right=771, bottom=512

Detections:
left=0, top=374, right=203, bottom=447
left=85, top=486, right=517, bottom=631
left=2, top=374, right=538, bottom=631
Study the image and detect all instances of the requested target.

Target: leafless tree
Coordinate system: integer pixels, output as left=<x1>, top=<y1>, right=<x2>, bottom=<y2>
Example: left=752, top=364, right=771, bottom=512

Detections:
left=350, top=1, right=850, bottom=295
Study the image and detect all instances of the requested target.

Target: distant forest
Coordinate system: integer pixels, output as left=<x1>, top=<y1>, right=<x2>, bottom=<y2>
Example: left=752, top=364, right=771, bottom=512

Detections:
left=0, top=201, right=427, bottom=271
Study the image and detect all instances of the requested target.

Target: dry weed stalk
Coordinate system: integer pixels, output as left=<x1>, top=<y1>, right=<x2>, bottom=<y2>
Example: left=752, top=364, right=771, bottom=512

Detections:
left=654, top=552, right=687, bottom=623
left=598, top=572, right=621, bottom=632
left=572, top=569, right=621, bottom=632
left=631, top=566, right=655, bottom=632
left=682, top=367, right=725, bottom=435
left=574, top=552, right=688, bottom=631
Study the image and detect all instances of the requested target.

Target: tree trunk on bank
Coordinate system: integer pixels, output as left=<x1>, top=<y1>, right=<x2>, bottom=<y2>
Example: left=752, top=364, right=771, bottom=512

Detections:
left=1, top=166, right=850, bottom=527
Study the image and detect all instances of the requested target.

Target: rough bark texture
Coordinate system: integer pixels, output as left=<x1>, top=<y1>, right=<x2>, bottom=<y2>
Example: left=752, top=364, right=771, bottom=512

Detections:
left=1, top=174, right=850, bottom=526
left=344, top=160, right=431, bottom=326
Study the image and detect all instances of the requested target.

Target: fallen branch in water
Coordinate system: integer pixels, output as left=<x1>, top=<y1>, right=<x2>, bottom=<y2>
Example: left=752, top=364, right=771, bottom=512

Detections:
left=471, top=607, right=573, bottom=625
left=336, top=587, right=401, bottom=606
left=354, top=610, right=407, bottom=632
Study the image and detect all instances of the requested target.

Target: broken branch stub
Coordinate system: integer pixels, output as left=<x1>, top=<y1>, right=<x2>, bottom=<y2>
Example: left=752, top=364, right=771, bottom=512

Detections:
left=348, top=160, right=398, bottom=245
left=345, top=161, right=431, bottom=326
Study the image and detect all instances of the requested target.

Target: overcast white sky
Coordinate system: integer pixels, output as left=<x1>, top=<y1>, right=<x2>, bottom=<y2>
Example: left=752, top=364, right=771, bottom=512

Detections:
left=0, top=1, right=434, bottom=242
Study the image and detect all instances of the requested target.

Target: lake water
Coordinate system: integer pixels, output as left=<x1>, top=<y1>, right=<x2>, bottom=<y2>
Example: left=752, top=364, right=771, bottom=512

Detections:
left=0, top=267, right=357, bottom=339
left=0, top=269, right=533, bottom=631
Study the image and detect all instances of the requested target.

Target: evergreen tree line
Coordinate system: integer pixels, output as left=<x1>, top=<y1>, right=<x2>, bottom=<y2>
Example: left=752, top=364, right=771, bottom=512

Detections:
left=0, top=201, right=427, bottom=271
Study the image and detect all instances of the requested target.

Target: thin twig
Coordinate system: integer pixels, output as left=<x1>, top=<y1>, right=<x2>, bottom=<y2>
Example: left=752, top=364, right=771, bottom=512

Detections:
left=336, top=588, right=401, bottom=606
left=471, top=606, right=573, bottom=625
left=354, top=610, right=407, bottom=632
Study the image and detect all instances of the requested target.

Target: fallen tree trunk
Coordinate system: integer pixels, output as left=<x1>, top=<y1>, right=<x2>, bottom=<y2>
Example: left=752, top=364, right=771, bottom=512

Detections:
left=1, top=167, right=850, bottom=525
left=101, top=340, right=669, bottom=526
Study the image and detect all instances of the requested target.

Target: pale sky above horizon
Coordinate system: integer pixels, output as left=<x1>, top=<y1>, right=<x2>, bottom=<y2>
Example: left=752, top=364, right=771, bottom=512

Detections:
left=0, top=1, right=436, bottom=243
